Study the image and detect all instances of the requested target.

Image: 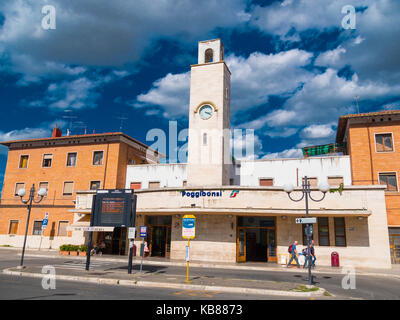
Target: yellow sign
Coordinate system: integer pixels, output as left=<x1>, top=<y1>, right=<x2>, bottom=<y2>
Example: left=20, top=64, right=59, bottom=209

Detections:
left=182, top=215, right=196, bottom=240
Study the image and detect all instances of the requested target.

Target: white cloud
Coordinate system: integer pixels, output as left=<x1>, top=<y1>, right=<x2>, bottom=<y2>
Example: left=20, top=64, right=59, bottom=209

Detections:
left=0, top=0, right=248, bottom=81
left=250, top=0, right=370, bottom=38
left=134, top=49, right=313, bottom=118
left=134, top=72, right=190, bottom=117
left=263, top=148, right=303, bottom=159
left=0, top=127, right=50, bottom=142
left=267, top=68, right=400, bottom=128
left=301, top=123, right=335, bottom=139
left=231, top=132, right=262, bottom=160
left=315, top=46, right=346, bottom=67
left=26, top=71, right=127, bottom=110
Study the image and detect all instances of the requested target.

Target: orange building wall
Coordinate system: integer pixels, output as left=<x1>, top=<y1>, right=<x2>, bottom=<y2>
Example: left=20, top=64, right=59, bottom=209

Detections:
left=0, top=140, right=144, bottom=237
left=348, top=121, right=400, bottom=226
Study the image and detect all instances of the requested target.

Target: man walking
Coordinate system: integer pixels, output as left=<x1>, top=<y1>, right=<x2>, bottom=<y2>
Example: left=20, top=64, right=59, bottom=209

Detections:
left=287, top=241, right=300, bottom=268
left=303, top=240, right=316, bottom=269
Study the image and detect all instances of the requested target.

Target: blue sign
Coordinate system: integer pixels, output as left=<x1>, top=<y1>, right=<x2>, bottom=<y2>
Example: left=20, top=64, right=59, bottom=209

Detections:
left=183, top=218, right=195, bottom=228
left=42, top=219, right=48, bottom=226
left=140, top=226, right=147, bottom=238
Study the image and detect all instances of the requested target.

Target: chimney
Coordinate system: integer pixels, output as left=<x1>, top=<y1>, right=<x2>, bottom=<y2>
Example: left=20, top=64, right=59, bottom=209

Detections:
left=52, top=124, right=62, bottom=138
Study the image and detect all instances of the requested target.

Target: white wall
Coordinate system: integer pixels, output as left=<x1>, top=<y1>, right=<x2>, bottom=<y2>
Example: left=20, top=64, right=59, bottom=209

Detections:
left=240, top=156, right=352, bottom=187
left=125, top=163, right=187, bottom=189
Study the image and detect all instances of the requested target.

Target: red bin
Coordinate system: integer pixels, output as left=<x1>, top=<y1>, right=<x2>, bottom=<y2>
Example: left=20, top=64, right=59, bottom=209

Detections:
left=331, top=251, right=339, bottom=267
left=132, top=244, right=136, bottom=256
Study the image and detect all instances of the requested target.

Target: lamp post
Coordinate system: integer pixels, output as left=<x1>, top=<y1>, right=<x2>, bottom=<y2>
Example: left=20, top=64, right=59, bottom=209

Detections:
left=283, top=176, right=330, bottom=285
left=18, top=184, right=47, bottom=268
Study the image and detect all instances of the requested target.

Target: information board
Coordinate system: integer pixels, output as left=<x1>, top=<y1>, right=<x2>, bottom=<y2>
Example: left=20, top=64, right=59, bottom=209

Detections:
left=92, top=190, right=135, bottom=227
left=182, top=215, right=196, bottom=239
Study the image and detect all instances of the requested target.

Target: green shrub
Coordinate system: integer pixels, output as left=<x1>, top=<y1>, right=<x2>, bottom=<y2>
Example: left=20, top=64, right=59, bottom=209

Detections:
left=79, top=245, right=87, bottom=252
left=60, top=244, right=80, bottom=251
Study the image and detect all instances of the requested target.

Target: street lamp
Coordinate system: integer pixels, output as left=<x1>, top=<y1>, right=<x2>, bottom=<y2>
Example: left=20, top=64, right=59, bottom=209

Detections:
left=283, top=176, right=330, bottom=285
left=18, top=184, right=47, bottom=268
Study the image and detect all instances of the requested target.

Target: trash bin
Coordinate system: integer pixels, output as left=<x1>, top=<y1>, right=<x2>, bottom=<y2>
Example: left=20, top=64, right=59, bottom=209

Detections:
left=331, top=251, right=339, bottom=267
left=132, top=244, right=136, bottom=256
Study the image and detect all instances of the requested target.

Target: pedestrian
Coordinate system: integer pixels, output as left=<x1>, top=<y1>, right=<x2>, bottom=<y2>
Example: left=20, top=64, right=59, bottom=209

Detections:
left=303, top=240, right=316, bottom=269
left=287, top=241, right=300, bottom=268
left=144, top=241, right=149, bottom=258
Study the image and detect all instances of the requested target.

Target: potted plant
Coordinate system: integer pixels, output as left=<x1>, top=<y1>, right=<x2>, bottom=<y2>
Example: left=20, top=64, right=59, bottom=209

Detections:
left=59, top=244, right=70, bottom=256
left=78, top=245, right=87, bottom=256
left=69, top=245, right=79, bottom=256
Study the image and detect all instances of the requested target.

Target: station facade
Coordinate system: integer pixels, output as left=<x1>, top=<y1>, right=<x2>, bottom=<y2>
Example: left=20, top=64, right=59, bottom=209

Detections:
left=0, top=39, right=398, bottom=268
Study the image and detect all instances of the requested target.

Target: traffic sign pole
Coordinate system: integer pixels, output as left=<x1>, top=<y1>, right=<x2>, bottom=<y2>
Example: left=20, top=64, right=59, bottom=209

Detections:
left=186, top=239, right=190, bottom=283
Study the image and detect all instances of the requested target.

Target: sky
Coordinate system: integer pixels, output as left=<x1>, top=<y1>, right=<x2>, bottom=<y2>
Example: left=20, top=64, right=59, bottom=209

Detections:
left=0, top=0, right=400, bottom=191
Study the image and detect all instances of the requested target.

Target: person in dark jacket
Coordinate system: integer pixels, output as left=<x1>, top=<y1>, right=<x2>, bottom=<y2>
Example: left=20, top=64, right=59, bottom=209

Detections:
left=303, top=240, right=316, bottom=268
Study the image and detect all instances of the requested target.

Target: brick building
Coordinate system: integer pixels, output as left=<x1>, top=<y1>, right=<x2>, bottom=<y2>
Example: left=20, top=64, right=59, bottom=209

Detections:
left=336, top=110, right=400, bottom=262
left=0, top=129, right=161, bottom=249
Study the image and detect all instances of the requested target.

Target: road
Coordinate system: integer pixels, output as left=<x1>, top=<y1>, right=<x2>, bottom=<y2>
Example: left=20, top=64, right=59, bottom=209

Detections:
left=0, top=249, right=399, bottom=300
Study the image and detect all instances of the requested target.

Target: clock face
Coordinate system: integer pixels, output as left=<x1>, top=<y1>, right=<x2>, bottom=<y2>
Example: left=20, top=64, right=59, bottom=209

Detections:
left=199, top=105, right=213, bottom=120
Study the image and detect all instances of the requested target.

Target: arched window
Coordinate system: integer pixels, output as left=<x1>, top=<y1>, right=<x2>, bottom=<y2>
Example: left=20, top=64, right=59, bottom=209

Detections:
left=205, top=48, right=213, bottom=63
left=203, top=133, right=207, bottom=145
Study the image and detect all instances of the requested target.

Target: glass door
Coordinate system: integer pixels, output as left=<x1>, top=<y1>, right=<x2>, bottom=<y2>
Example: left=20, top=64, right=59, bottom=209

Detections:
left=267, top=229, right=277, bottom=262
left=237, top=228, right=246, bottom=262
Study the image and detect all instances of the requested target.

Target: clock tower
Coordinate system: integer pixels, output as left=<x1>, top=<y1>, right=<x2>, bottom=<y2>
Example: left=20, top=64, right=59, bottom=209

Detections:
left=187, top=39, right=231, bottom=187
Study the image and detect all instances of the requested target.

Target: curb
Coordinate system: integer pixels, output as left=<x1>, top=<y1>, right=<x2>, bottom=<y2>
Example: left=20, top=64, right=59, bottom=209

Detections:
left=17, top=253, right=400, bottom=279
left=2, top=268, right=327, bottom=298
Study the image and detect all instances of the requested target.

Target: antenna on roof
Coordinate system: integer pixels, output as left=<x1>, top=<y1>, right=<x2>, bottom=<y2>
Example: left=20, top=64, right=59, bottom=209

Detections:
left=115, top=114, right=128, bottom=132
left=62, top=110, right=77, bottom=135
left=355, top=95, right=360, bottom=114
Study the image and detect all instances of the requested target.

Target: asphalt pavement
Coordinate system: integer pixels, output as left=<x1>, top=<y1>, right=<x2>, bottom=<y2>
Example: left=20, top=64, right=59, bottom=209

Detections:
left=0, top=248, right=399, bottom=300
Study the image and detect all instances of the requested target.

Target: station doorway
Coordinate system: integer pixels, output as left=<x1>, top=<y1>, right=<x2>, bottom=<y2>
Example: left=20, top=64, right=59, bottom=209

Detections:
left=146, top=215, right=172, bottom=258
left=94, top=227, right=127, bottom=255
left=236, top=217, right=277, bottom=263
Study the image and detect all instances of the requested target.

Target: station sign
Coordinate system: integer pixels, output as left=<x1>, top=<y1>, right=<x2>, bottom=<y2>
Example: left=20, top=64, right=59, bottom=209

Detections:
left=128, top=227, right=136, bottom=239
left=139, top=226, right=147, bottom=238
left=182, top=215, right=196, bottom=239
left=295, top=218, right=317, bottom=224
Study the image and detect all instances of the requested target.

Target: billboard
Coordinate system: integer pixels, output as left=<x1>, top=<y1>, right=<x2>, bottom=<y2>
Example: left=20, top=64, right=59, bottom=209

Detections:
left=92, top=189, right=136, bottom=227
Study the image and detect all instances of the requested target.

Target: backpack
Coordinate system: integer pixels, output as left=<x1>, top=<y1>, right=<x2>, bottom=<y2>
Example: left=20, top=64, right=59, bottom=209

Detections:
left=302, top=248, right=308, bottom=256
left=288, top=244, right=293, bottom=253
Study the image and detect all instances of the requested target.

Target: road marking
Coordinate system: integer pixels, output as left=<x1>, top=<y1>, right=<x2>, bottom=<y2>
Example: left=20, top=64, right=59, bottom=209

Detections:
left=173, top=289, right=221, bottom=297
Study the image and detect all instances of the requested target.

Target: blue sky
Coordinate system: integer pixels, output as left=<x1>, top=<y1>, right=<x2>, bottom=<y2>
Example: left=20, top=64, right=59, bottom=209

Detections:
left=1, top=0, right=400, bottom=192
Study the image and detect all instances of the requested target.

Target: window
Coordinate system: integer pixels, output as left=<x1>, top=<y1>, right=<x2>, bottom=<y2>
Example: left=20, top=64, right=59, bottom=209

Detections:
left=302, top=177, right=318, bottom=187
left=14, top=183, right=25, bottom=196
left=8, top=220, right=19, bottom=235
left=130, top=182, right=141, bottom=190
left=205, top=48, right=213, bottom=63
left=19, top=155, right=29, bottom=168
left=328, top=177, right=344, bottom=186
left=302, top=223, right=314, bottom=245
left=63, top=181, right=74, bottom=196
left=148, top=181, right=160, bottom=189
left=58, top=221, right=69, bottom=237
left=128, top=159, right=135, bottom=165
left=90, top=181, right=101, bottom=190
left=379, top=173, right=398, bottom=191
left=334, top=217, right=346, bottom=247
left=38, top=182, right=48, bottom=196
left=42, top=154, right=53, bottom=168
left=66, top=152, right=77, bottom=167
left=93, top=151, right=103, bottom=165
left=259, top=178, right=273, bottom=186
left=183, top=180, right=187, bottom=187
left=318, top=217, right=330, bottom=246
left=376, top=133, right=393, bottom=152
left=203, top=133, right=207, bottom=145
left=32, top=221, right=42, bottom=235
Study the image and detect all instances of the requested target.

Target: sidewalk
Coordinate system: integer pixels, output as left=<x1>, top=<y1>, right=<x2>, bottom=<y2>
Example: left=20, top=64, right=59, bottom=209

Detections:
left=2, top=264, right=328, bottom=298
left=8, top=247, right=400, bottom=279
